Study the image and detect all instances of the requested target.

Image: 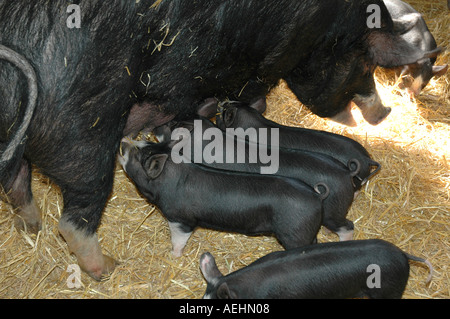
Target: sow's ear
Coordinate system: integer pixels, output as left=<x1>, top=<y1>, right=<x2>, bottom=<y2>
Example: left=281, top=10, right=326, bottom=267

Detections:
left=432, top=64, right=448, bottom=77
left=144, top=154, right=169, bottom=179
left=391, top=13, right=421, bottom=34
left=367, top=31, right=442, bottom=68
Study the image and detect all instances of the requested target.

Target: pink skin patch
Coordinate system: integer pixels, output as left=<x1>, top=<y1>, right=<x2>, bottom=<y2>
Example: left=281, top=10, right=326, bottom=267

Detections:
left=58, top=218, right=116, bottom=281
left=168, top=222, right=192, bottom=257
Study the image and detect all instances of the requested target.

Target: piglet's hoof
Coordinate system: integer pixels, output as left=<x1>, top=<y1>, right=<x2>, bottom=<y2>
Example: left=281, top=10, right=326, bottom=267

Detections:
left=13, top=201, right=42, bottom=235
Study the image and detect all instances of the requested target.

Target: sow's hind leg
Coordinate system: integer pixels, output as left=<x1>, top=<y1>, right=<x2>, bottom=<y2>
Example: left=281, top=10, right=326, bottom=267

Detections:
left=1, top=158, right=41, bottom=234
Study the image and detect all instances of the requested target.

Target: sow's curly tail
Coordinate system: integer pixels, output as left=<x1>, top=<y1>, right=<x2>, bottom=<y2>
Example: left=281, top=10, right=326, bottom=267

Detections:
left=0, top=44, right=38, bottom=182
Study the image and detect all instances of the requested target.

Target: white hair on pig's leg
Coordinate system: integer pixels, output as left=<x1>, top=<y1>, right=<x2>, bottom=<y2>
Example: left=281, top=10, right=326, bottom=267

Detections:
left=168, top=221, right=193, bottom=257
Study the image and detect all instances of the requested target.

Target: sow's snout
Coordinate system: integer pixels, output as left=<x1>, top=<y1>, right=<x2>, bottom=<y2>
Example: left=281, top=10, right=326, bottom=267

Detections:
left=353, top=92, right=391, bottom=126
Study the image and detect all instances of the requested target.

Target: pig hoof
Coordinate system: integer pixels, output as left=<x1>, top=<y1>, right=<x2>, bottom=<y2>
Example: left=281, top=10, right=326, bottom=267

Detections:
left=84, top=255, right=117, bottom=281
left=330, top=107, right=357, bottom=127
left=336, top=225, right=354, bottom=241
left=14, top=216, right=42, bottom=235
left=171, top=248, right=184, bottom=258
left=338, top=230, right=354, bottom=242
left=367, top=107, right=392, bottom=125
left=13, top=201, right=42, bottom=235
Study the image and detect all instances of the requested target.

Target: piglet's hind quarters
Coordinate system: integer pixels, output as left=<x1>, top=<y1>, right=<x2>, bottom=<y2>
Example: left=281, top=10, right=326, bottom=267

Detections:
left=200, top=240, right=433, bottom=299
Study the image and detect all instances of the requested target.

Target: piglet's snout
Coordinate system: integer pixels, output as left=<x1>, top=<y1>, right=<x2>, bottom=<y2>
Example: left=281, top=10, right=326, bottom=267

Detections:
left=119, top=138, right=148, bottom=172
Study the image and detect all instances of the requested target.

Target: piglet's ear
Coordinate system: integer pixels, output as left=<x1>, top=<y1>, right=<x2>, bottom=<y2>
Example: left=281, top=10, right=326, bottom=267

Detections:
left=197, top=98, right=219, bottom=119
left=217, top=282, right=238, bottom=299
left=249, top=98, right=267, bottom=114
left=367, top=31, right=441, bottom=68
left=154, top=125, right=172, bottom=143
left=223, top=106, right=238, bottom=127
left=144, top=154, right=168, bottom=179
left=177, top=121, right=195, bottom=133
left=200, top=252, right=224, bottom=284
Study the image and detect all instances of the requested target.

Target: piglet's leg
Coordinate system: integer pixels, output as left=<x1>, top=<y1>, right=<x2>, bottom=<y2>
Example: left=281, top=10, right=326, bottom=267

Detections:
left=323, top=219, right=354, bottom=242
left=168, top=221, right=193, bottom=257
left=336, top=228, right=354, bottom=241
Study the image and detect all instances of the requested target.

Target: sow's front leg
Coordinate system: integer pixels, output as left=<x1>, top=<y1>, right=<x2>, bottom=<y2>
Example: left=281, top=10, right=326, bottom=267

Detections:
left=43, top=135, right=121, bottom=281
left=58, top=217, right=115, bottom=281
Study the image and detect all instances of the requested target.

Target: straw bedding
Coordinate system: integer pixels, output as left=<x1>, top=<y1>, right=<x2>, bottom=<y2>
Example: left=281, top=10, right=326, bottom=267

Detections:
left=0, top=0, right=448, bottom=299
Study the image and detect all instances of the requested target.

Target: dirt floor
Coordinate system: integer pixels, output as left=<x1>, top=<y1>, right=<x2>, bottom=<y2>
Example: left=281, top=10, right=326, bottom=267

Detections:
left=0, top=0, right=448, bottom=299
